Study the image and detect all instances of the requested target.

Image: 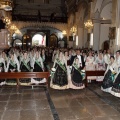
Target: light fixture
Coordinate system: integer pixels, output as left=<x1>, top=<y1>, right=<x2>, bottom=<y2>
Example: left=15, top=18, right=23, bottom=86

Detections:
left=84, top=19, right=93, bottom=30
left=62, top=30, right=67, bottom=35
left=10, top=24, right=17, bottom=32
left=3, top=17, right=11, bottom=24
left=0, top=0, right=13, bottom=11
left=23, top=35, right=30, bottom=40
left=23, top=36, right=26, bottom=39
left=90, top=33, right=93, bottom=47
left=2, top=17, right=11, bottom=28
left=116, top=28, right=119, bottom=45
left=70, top=26, right=77, bottom=35
left=76, top=36, right=78, bottom=46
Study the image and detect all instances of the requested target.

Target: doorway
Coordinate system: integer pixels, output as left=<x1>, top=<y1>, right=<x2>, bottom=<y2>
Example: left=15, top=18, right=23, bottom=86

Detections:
left=103, top=40, right=109, bottom=50
left=13, top=39, right=22, bottom=47
left=50, top=34, right=58, bottom=47
left=32, top=33, right=46, bottom=46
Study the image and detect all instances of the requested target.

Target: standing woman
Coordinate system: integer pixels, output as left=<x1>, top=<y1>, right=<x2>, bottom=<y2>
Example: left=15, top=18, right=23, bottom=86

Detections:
left=0, top=52, right=6, bottom=85
left=50, top=51, right=68, bottom=90
left=101, top=56, right=118, bottom=93
left=64, top=51, right=69, bottom=66
left=31, top=51, right=46, bottom=84
left=20, top=52, right=32, bottom=85
left=6, top=53, right=20, bottom=85
left=2, top=51, right=8, bottom=67
left=69, top=58, right=85, bottom=89
left=41, top=49, right=48, bottom=71
left=95, top=51, right=105, bottom=81
left=111, top=51, right=120, bottom=97
left=30, top=49, right=35, bottom=69
left=85, top=51, right=96, bottom=82
left=64, top=51, right=71, bottom=84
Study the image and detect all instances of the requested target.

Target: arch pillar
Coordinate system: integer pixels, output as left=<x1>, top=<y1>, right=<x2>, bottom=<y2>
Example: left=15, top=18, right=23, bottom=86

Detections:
left=93, top=9, right=101, bottom=51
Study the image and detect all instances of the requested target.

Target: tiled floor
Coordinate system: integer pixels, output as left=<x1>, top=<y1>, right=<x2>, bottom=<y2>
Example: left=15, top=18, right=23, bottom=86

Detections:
left=0, top=83, right=120, bottom=120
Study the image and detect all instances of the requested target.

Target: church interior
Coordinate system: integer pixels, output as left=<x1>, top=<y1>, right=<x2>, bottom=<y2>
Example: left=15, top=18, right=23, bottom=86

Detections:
left=0, top=0, right=120, bottom=120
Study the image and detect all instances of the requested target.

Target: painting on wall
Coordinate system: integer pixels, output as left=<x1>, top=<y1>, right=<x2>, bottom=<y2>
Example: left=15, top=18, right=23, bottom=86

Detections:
left=108, top=27, right=116, bottom=39
left=50, top=34, right=58, bottom=47
left=69, top=36, right=73, bottom=41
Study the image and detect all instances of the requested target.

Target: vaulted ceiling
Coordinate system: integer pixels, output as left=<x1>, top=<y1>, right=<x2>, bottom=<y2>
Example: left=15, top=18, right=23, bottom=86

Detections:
left=65, top=0, right=90, bottom=13
left=12, top=0, right=67, bottom=17
left=12, top=0, right=90, bottom=16
left=11, top=0, right=90, bottom=22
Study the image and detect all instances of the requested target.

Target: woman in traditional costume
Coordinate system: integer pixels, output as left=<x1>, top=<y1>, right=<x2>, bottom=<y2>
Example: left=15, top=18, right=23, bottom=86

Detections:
left=2, top=51, right=8, bottom=67
left=64, top=51, right=69, bottom=66
left=0, top=53, right=6, bottom=85
left=30, top=49, right=35, bottom=69
left=69, top=58, right=85, bottom=89
left=95, top=51, right=105, bottom=81
left=101, top=56, right=118, bottom=93
left=20, top=52, right=32, bottom=85
left=31, top=51, right=46, bottom=84
left=41, top=49, right=48, bottom=71
left=52, top=49, right=59, bottom=62
left=6, top=53, right=20, bottom=85
left=50, top=51, right=68, bottom=90
left=111, top=51, right=120, bottom=97
left=85, top=51, right=96, bottom=82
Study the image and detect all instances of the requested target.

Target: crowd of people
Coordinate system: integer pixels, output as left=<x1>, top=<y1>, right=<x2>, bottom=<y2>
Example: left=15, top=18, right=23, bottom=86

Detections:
left=0, top=47, right=120, bottom=98
left=51, top=48, right=120, bottom=98
left=0, top=47, right=48, bottom=86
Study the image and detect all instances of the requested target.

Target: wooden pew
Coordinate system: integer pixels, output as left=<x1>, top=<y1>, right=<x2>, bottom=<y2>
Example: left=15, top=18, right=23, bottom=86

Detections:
left=0, top=72, right=50, bottom=88
left=85, top=70, right=105, bottom=87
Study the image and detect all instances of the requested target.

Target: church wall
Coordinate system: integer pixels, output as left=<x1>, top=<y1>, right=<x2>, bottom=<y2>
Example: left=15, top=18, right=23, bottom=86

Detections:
left=83, top=28, right=88, bottom=48
left=0, top=29, right=9, bottom=49
left=100, top=2, right=112, bottom=19
left=92, top=0, right=112, bottom=51
left=99, top=3, right=112, bottom=50
left=94, top=0, right=104, bottom=12
left=78, top=27, right=84, bottom=48
left=99, top=24, right=110, bottom=49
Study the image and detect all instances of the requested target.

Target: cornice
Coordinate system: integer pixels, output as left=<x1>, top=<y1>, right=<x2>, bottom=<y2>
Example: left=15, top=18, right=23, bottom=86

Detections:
left=92, top=18, right=111, bottom=24
left=12, top=21, right=68, bottom=31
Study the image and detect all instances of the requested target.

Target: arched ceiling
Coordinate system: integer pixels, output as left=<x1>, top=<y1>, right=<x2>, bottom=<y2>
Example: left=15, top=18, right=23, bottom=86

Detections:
left=12, top=0, right=67, bottom=17
left=65, top=0, right=90, bottom=14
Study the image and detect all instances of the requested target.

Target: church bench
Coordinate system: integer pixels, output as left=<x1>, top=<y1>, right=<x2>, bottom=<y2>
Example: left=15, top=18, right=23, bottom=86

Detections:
left=0, top=72, right=50, bottom=88
left=85, top=70, right=105, bottom=87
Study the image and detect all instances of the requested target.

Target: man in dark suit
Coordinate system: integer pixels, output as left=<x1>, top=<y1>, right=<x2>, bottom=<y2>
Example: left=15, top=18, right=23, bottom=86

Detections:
left=74, top=49, right=85, bottom=69
left=68, top=50, right=74, bottom=66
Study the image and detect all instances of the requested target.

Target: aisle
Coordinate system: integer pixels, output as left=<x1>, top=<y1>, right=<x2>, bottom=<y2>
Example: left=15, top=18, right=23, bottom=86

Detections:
left=0, top=87, right=54, bottom=120
left=49, top=84, right=120, bottom=120
left=0, top=84, right=120, bottom=120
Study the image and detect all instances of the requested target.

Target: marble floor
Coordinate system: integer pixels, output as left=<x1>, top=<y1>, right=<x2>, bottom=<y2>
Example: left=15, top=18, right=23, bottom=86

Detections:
left=0, top=83, right=120, bottom=120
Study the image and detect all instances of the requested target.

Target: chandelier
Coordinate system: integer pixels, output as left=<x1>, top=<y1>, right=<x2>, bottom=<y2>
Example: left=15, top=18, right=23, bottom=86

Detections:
left=62, top=30, right=67, bottom=35
left=0, top=0, right=13, bottom=11
left=84, top=19, right=93, bottom=30
left=2, top=17, right=11, bottom=28
left=70, top=26, right=77, bottom=35
left=10, top=24, right=17, bottom=32
left=23, top=35, right=30, bottom=39
left=3, top=17, right=11, bottom=24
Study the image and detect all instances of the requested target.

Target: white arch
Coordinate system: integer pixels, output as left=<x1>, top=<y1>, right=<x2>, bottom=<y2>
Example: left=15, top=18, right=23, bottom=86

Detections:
left=32, top=34, right=46, bottom=46
left=100, top=2, right=112, bottom=19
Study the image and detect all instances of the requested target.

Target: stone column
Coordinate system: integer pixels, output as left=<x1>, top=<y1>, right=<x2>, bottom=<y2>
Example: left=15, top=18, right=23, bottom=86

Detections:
left=0, top=29, right=9, bottom=50
left=77, top=27, right=84, bottom=48
left=115, top=0, right=120, bottom=50
left=92, top=9, right=101, bottom=51
left=93, top=21, right=100, bottom=51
